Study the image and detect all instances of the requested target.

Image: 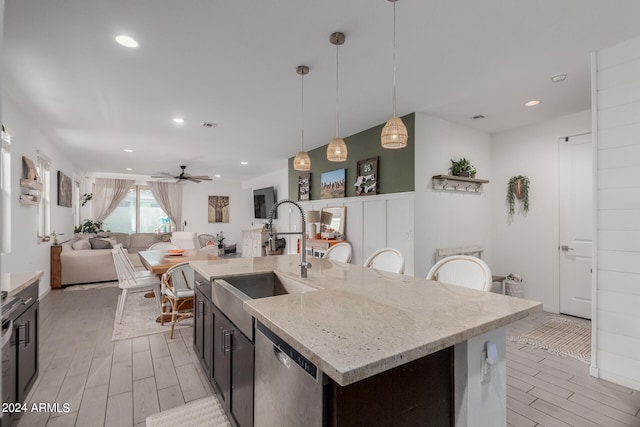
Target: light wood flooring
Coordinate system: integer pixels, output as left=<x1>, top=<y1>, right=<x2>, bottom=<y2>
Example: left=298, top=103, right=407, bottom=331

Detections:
left=15, top=287, right=640, bottom=427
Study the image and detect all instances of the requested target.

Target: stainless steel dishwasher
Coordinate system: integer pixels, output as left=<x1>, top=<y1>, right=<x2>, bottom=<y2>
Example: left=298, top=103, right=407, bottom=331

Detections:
left=254, top=322, right=327, bottom=427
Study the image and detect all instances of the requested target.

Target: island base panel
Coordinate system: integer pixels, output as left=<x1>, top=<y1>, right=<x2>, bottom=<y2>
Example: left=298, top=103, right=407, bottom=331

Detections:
left=327, top=346, right=453, bottom=427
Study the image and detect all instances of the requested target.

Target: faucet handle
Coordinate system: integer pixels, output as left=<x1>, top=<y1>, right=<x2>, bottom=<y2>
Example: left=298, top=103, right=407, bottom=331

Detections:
left=300, top=261, right=312, bottom=269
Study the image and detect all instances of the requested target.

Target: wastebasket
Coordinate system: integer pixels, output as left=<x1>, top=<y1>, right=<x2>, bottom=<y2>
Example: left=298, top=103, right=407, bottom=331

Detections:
left=504, top=274, right=524, bottom=298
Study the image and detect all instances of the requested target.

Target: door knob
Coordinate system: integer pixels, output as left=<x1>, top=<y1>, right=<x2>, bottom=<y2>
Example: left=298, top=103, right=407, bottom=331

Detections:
left=560, top=245, right=574, bottom=251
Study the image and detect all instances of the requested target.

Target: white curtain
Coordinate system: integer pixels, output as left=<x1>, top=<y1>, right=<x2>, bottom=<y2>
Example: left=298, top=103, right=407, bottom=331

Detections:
left=92, top=178, right=135, bottom=222
left=148, top=181, right=183, bottom=230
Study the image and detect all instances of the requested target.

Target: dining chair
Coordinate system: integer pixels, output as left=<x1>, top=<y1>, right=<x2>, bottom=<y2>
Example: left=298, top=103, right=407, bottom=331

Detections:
left=161, top=261, right=195, bottom=339
left=197, top=233, right=216, bottom=248
left=427, top=255, right=492, bottom=291
left=363, top=248, right=405, bottom=274
left=114, top=244, right=154, bottom=278
left=148, top=242, right=179, bottom=250
left=170, top=231, right=200, bottom=249
left=111, top=248, right=162, bottom=324
left=323, top=242, right=353, bottom=263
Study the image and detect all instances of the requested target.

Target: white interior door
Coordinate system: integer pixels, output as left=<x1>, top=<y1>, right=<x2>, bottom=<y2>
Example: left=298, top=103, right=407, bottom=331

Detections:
left=559, top=134, right=592, bottom=319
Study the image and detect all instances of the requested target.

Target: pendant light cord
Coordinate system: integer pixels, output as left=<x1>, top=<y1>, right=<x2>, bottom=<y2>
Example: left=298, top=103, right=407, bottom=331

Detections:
left=335, top=42, right=340, bottom=138
left=300, top=72, right=305, bottom=151
left=392, top=0, right=397, bottom=118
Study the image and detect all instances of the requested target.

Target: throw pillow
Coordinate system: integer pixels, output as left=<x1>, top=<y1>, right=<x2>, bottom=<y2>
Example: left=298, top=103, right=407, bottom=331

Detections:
left=89, top=237, right=113, bottom=250
left=72, top=239, right=91, bottom=250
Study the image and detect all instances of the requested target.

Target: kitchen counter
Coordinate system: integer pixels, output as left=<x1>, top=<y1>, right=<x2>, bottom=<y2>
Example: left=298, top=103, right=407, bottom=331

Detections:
left=1, top=271, right=44, bottom=296
left=191, top=255, right=541, bottom=387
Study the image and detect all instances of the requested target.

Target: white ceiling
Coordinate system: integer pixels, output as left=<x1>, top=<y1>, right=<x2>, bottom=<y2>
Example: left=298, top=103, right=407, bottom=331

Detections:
left=4, top=1, right=640, bottom=181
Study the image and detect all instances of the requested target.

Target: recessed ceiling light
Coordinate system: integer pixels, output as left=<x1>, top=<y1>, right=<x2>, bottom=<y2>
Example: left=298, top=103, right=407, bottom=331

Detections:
left=123, top=149, right=133, bottom=153
left=240, top=161, right=248, bottom=165
left=115, top=35, right=139, bottom=48
left=173, top=117, right=185, bottom=124
left=550, top=73, right=567, bottom=83
left=524, top=100, right=541, bottom=107
left=215, top=174, right=221, bottom=178
left=126, top=168, right=133, bottom=171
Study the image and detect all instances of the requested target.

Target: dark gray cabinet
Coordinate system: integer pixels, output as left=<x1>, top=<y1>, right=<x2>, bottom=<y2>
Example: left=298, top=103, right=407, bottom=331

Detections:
left=194, top=284, right=212, bottom=377
left=16, top=301, right=38, bottom=402
left=192, top=274, right=254, bottom=427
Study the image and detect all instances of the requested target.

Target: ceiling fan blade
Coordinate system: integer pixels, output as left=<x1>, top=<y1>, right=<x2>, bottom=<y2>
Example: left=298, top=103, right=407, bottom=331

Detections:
left=190, top=175, right=212, bottom=181
left=151, top=172, right=175, bottom=177
left=186, top=177, right=202, bottom=183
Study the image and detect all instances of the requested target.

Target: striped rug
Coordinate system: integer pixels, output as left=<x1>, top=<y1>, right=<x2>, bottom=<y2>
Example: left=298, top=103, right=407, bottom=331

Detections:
left=508, top=317, right=591, bottom=363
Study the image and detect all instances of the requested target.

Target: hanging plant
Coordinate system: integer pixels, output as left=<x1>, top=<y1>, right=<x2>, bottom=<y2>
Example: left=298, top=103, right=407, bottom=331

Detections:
left=81, top=193, right=93, bottom=206
left=506, top=175, right=530, bottom=216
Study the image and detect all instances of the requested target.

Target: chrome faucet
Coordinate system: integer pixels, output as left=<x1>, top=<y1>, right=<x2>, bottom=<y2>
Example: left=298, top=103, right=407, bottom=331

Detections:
left=267, top=199, right=311, bottom=278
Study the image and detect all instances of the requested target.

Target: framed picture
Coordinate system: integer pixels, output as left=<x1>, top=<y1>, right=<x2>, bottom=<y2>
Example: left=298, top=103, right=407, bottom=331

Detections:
left=208, top=196, right=230, bottom=223
left=57, top=171, right=72, bottom=207
left=298, top=173, right=311, bottom=201
left=355, top=157, right=378, bottom=196
left=320, top=169, right=346, bottom=199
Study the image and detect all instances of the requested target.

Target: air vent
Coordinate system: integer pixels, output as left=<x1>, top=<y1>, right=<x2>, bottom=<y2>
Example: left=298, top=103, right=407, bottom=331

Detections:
left=471, top=114, right=486, bottom=120
left=202, top=122, right=217, bottom=128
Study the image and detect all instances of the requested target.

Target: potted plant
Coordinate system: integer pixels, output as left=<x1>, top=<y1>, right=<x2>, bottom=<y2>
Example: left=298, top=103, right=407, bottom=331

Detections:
left=449, top=158, right=477, bottom=178
left=216, top=232, right=225, bottom=249
left=74, top=219, right=105, bottom=235
left=506, top=175, right=530, bottom=216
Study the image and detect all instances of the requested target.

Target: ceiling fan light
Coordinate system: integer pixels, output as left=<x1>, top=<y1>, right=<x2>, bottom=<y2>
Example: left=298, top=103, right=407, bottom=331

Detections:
left=293, top=151, right=311, bottom=171
left=381, top=117, right=408, bottom=149
left=327, top=137, right=348, bottom=162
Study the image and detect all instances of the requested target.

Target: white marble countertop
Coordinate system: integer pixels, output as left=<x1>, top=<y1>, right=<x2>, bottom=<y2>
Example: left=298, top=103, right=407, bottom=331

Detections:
left=1, top=271, right=44, bottom=296
left=190, top=255, right=541, bottom=386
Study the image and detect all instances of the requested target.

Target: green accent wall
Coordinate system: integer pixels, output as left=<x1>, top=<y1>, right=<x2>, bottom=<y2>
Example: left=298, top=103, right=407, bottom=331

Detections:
left=288, top=113, right=414, bottom=200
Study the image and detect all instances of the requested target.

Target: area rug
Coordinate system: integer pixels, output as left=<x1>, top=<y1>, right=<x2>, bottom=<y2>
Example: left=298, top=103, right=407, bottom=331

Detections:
left=63, top=281, right=119, bottom=291
left=112, top=292, right=193, bottom=341
left=146, top=395, right=230, bottom=427
left=508, top=317, right=591, bottom=363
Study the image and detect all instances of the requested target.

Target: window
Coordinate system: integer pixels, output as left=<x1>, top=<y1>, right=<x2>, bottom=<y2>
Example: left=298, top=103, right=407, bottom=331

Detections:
left=103, top=185, right=173, bottom=233
left=1, top=129, right=11, bottom=253
left=73, top=176, right=81, bottom=227
left=36, top=151, right=51, bottom=239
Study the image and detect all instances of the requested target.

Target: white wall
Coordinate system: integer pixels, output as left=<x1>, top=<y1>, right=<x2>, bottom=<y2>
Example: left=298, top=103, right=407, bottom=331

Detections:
left=181, top=179, right=253, bottom=249
left=490, top=110, right=591, bottom=312
left=594, top=35, right=640, bottom=390
left=414, top=113, right=493, bottom=278
left=2, top=95, right=81, bottom=296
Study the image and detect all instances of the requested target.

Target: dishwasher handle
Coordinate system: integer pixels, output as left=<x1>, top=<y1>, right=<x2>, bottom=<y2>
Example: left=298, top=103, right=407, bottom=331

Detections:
left=273, top=346, right=292, bottom=368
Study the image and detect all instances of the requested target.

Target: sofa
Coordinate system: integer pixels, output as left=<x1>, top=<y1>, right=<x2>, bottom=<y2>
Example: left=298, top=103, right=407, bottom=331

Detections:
left=59, top=232, right=172, bottom=286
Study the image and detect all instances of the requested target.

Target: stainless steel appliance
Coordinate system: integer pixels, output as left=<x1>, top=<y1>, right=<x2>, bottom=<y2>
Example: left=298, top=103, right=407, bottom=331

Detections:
left=254, top=322, right=326, bottom=427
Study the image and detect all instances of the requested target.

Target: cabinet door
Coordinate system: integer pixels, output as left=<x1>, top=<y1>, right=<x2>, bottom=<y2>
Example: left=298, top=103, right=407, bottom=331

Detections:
left=17, top=302, right=38, bottom=402
left=229, top=330, right=254, bottom=427
left=193, top=289, right=205, bottom=360
left=203, top=298, right=213, bottom=380
left=211, top=306, right=232, bottom=406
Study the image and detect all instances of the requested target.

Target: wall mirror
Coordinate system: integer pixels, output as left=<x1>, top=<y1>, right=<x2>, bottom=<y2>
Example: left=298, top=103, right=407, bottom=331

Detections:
left=321, top=206, right=346, bottom=236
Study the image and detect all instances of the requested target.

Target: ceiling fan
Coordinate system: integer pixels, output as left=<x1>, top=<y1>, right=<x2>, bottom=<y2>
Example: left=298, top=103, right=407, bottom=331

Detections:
left=151, top=165, right=212, bottom=183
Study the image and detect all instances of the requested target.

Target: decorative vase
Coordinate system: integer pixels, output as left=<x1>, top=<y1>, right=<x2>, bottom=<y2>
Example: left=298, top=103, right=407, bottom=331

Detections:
left=515, top=179, right=524, bottom=200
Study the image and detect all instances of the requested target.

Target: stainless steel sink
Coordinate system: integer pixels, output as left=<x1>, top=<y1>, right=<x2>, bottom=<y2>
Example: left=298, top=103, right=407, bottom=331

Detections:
left=211, top=272, right=315, bottom=340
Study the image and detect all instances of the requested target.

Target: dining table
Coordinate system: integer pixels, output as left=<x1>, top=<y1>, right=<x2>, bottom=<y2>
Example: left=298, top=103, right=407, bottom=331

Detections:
left=138, top=248, right=220, bottom=276
left=137, top=249, right=219, bottom=322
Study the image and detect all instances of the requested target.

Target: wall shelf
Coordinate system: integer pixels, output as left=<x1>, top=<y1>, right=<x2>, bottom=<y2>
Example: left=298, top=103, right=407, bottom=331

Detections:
left=432, top=175, right=489, bottom=193
left=20, top=179, right=43, bottom=191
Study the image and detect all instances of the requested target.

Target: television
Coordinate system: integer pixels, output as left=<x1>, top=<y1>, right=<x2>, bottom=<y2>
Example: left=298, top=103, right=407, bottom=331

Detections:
left=253, top=186, right=277, bottom=219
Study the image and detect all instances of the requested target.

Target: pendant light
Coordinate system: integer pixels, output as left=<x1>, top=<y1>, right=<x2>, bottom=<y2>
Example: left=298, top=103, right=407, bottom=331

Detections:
left=327, top=32, right=348, bottom=162
left=293, top=65, right=311, bottom=171
left=381, top=0, right=408, bottom=149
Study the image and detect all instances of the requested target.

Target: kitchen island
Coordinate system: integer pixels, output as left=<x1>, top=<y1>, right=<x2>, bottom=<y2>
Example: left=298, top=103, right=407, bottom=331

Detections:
left=191, top=255, right=541, bottom=426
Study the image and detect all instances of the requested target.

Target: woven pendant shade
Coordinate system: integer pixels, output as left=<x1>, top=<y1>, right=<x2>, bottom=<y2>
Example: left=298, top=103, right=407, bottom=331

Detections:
left=327, top=137, right=348, bottom=162
left=293, top=151, right=311, bottom=171
left=381, top=117, right=408, bottom=149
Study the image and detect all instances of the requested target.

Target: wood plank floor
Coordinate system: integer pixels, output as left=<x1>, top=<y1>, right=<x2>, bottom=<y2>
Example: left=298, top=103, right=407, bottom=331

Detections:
left=14, top=286, right=214, bottom=427
left=15, top=287, right=640, bottom=426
